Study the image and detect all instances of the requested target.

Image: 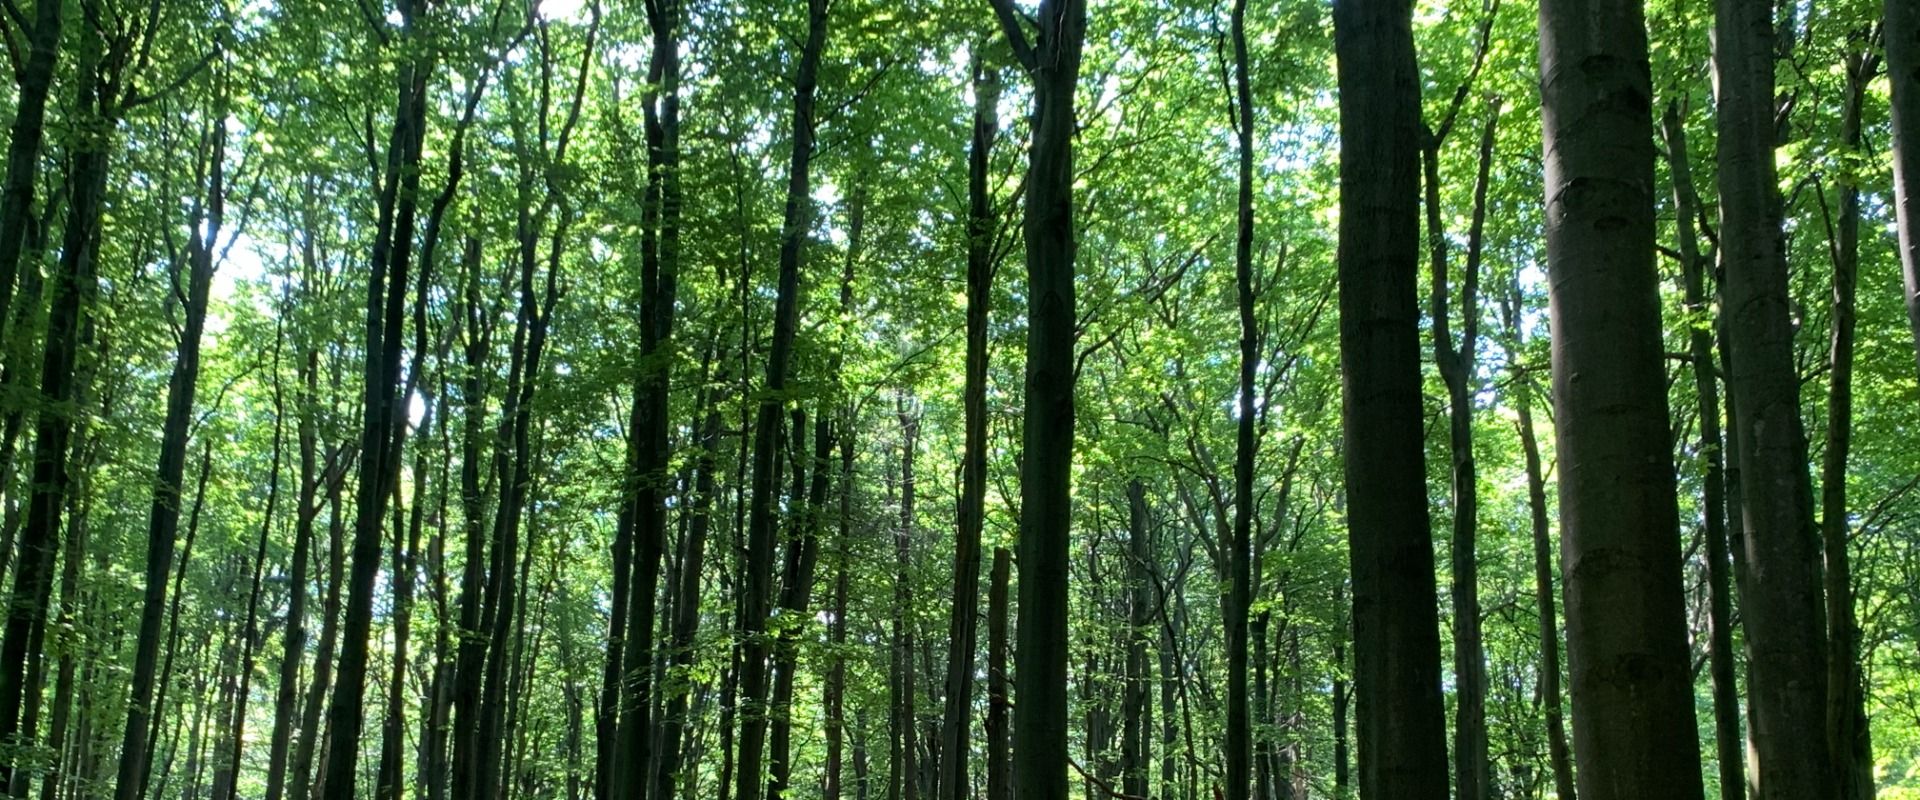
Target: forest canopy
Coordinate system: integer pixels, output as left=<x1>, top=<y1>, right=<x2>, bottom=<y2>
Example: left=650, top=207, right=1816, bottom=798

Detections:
left=0, top=0, right=1914, bottom=799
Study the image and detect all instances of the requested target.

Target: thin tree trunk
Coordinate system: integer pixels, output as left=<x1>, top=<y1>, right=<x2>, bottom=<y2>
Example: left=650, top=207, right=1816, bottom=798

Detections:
left=1227, top=2, right=1257, bottom=797
left=985, top=548, right=1010, bottom=800
left=889, top=404, right=920, bottom=800
left=0, top=0, right=63, bottom=341
left=1121, top=482, right=1152, bottom=800
left=650, top=355, right=721, bottom=800
left=1821, top=47, right=1875, bottom=800
left=1714, top=0, right=1830, bottom=793
left=735, top=6, right=825, bottom=800
left=1660, top=100, right=1744, bottom=800
left=1330, top=0, right=1449, bottom=796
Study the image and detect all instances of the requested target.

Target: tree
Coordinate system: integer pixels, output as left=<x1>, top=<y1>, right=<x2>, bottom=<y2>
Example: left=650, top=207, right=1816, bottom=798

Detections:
left=1536, top=0, right=1706, bottom=796
left=985, top=2, right=1088, bottom=799
left=1331, top=0, right=1449, bottom=796
left=1714, top=0, right=1831, bottom=794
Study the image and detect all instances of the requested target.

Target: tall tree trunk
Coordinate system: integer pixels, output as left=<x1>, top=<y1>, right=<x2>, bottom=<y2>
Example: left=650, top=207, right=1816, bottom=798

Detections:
left=985, top=547, right=1011, bottom=800
left=1330, top=584, right=1349, bottom=798
left=889, top=405, right=920, bottom=800
left=320, top=2, right=432, bottom=788
left=5, top=47, right=109, bottom=797
left=984, top=4, right=1087, bottom=800
left=1891, top=0, right=1920, bottom=380
left=452, top=236, right=493, bottom=800
left=824, top=410, right=852, bottom=800
left=1426, top=94, right=1496, bottom=800
left=112, top=93, right=225, bottom=800
left=1121, top=482, right=1152, bottom=800
left=0, top=0, right=63, bottom=340
left=266, top=335, right=324, bottom=800
left=614, top=1, right=682, bottom=794
left=1660, top=100, right=1743, bottom=800
left=734, top=5, right=825, bottom=800
left=292, top=484, right=348, bottom=800
left=1821, top=47, right=1875, bottom=800
left=1714, top=0, right=1830, bottom=793
left=1537, top=1, right=1707, bottom=796
left=213, top=383, right=283, bottom=800
left=1330, top=0, right=1448, bottom=796
left=935, top=58, right=999, bottom=800
left=650, top=356, right=721, bottom=800
left=1227, top=2, right=1257, bottom=798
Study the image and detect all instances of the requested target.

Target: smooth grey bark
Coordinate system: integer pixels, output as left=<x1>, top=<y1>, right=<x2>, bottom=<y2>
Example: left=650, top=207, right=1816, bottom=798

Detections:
left=1892, top=0, right=1920, bottom=380
left=1537, top=0, right=1707, bottom=795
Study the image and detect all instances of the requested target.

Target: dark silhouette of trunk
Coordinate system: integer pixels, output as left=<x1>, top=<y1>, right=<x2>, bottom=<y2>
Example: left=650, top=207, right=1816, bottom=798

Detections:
left=1715, top=0, right=1830, bottom=793
left=1892, top=0, right=1920, bottom=380
left=1331, top=585, right=1349, bottom=796
left=213, top=361, right=284, bottom=800
left=650, top=355, right=722, bottom=800
left=984, top=3, right=1086, bottom=799
left=1121, top=482, right=1152, bottom=800
left=1227, top=2, right=1256, bottom=798
left=5, top=43, right=110, bottom=797
left=265, top=336, right=323, bottom=800
left=451, top=235, right=493, bottom=800
left=613, top=1, right=681, bottom=795
left=1330, top=0, right=1448, bottom=796
left=889, top=404, right=919, bottom=800
left=35, top=310, right=104, bottom=800
left=824, top=408, right=853, bottom=800
left=1821, top=46, right=1875, bottom=800
left=320, top=2, right=433, bottom=792
left=1537, top=0, right=1707, bottom=796
left=292, top=483, right=348, bottom=800
left=1660, top=100, right=1742, bottom=800
left=767, top=404, right=833, bottom=800
left=143, top=441, right=214, bottom=800
left=935, top=57, right=998, bottom=800
left=0, top=0, right=63, bottom=340
left=735, top=5, right=824, bottom=800
left=1425, top=90, right=1496, bottom=800
left=986, top=547, right=1011, bottom=800
left=113, top=79, right=228, bottom=800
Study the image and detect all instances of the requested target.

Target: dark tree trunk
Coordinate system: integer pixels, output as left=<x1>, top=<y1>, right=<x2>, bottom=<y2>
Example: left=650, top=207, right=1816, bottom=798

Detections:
left=1425, top=93, right=1496, bottom=800
left=319, top=2, right=436, bottom=793
left=935, top=58, right=999, bottom=800
left=650, top=356, right=721, bottom=800
left=1537, top=0, right=1706, bottom=795
left=614, top=1, right=682, bottom=795
left=1330, top=0, right=1448, bottom=796
left=734, top=5, right=825, bottom=800
left=1714, top=0, right=1830, bottom=793
left=113, top=92, right=225, bottom=800
left=1121, top=482, right=1152, bottom=800
left=1821, top=48, right=1875, bottom=800
left=213, top=378, right=283, bottom=800
left=824, top=415, right=853, bottom=800
left=1660, top=101, right=1743, bottom=800
left=1893, top=0, right=1920, bottom=380
left=0, top=0, right=62, bottom=338
left=266, top=339, right=324, bottom=800
left=452, top=236, right=493, bottom=800
left=1227, top=2, right=1256, bottom=798
left=292, top=485, right=348, bottom=800
left=985, top=547, right=1011, bottom=800
left=984, top=4, right=1087, bottom=800
left=889, top=405, right=920, bottom=800
left=6, top=53, right=109, bottom=799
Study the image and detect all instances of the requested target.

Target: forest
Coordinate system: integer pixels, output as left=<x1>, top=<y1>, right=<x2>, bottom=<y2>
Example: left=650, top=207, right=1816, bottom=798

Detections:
left=0, top=0, right=1914, bottom=797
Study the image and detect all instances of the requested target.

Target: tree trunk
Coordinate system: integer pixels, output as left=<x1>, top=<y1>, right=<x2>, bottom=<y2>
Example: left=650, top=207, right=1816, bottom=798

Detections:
left=985, top=547, right=1011, bottom=800
left=1714, top=0, right=1830, bottom=793
left=650, top=357, right=721, bottom=800
left=1820, top=48, right=1875, bottom=800
left=985, top=4, right=1087, bottom=800
left=320, top=3, right=434, bottom=792
left=1660, top=100, right=1743, bottom=800
left=889, top=404, right=920, bottom=800
left=1426, top=95, right=1496, bottom=800
left=112, top=96, right=225, bottom=800
left=1892, top=0, right=1920, bottom=381
left=4, top=53, right=109, bottom=798
left=1330, top=0, right=1448, bottom=796
left=935, top=58, right=998, bottom=800
left=0, top=0, right=63, bottom=340
left=1227, top=2, right=1257, bottom=798
left=1121, top=482, right=1152, bottom=800
left=734, top=6, right=825, bottom=800
left=1537, top=1, right=1708, bottom=796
